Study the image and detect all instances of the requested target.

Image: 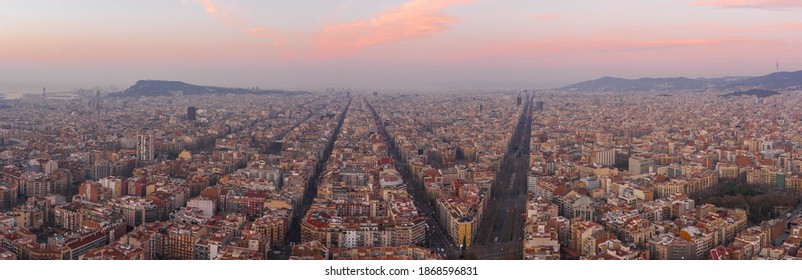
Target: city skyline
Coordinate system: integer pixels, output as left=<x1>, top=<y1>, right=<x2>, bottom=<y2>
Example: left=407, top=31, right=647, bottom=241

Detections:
left=3, top=0, right=802, bottom=93
left=4, top=85, right=802, bottom=261
left=7, top=0, right=802, bottom=272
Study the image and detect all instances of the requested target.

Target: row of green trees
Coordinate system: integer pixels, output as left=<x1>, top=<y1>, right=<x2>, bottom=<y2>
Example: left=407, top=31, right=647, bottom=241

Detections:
left=698, top=182, right=798, bottom=223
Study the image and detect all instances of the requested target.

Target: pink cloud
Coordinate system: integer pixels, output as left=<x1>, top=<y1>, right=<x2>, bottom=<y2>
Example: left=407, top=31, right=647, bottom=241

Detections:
left=467, top=39, right=722, bottom=59
left=195, top=0, right=285, bottom=45
left=445, top=37, right=784, bottom=64
left=429, top=36, right=791, bottom=77
left=196, top=0, right=247, bottom=27
left=682, top=21, right=802, bottom=34
left=622, top=39, right=722, bottom=50
left=315, top=0, right=473, bottom=58
left=693, top=0, right=802, bottom=9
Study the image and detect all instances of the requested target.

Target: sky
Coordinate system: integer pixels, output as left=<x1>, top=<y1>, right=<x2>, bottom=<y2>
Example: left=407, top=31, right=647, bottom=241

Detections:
left=2, top=0, right=802, bottom=93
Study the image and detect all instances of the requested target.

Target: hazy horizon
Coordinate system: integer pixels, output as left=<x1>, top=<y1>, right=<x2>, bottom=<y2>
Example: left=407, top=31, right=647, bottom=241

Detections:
left=1, top=68, right=795, bottom=96
left=3, top=0, right=802, bottom=93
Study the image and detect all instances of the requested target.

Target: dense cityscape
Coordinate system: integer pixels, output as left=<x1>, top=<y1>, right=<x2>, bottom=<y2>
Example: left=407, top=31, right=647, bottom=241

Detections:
left=4, top=7, right=802, bottom=280
left=1, top=84, right=801, bottom=260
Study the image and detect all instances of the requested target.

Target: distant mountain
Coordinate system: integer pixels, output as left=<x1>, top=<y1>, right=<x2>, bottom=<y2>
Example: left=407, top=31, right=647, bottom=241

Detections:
left=726, top=71, right=802, bottom=90
left=564, top=76, right=713, bottom=91
left=117, top=80, right=310, bottom=97
left=562, top=70, right=802, bottom=91
left=722, top=89, right=781, bottom=98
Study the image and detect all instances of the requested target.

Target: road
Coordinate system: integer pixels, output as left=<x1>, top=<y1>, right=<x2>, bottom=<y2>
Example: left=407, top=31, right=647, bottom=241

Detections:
left=272, top=98, right=351, bottom=260
left=365, top=98, right=461, bottom=259
left=252, top=97, right=323, bottom=154
left=470, top=94, right=534, bottom=260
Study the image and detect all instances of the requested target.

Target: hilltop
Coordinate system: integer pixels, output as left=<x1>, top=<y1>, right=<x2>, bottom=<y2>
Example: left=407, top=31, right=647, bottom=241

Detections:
left=118, top=80, right=310, bottom=97
left=563, top=70, right=802, bottom=92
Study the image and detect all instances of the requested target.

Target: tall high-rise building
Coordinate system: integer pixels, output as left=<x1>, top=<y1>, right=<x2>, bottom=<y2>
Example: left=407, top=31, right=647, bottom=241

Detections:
left=187, top=106, right=197, bottom=121
left=137, top=134, right=155, bottom=162
left=96, top=91, right=101, bottom=109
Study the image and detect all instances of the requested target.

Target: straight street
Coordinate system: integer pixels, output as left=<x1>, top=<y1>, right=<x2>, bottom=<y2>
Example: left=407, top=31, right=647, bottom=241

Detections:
left=273, top=98, right=351, bottom=259
left=471, top=94, right=533, bottom=259
left=365, top=98, right=461, bottom=259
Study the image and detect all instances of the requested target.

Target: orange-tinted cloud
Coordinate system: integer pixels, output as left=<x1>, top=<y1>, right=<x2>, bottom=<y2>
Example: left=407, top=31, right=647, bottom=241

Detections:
left=693, top=0, right=802, bottom=9
left=315, top=0, right=473, bottom=58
